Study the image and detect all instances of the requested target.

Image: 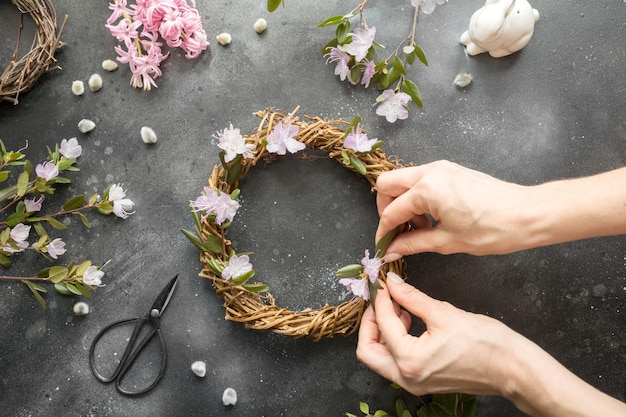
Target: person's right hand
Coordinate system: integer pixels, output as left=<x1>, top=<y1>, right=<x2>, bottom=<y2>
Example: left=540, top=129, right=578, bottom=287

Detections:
left=375, top=160, right=538, bottom=258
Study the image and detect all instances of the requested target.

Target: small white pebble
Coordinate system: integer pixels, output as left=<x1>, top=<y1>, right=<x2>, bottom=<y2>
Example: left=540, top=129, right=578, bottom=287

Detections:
left=191, top=361, right=206, bottom=377
left=73, top=301, right=90, bottom=316
left=78, top=119, right=96, bottom=133
left=222, top=387, right=237, bottom=406
left=88, top=74, right=103, bottom=92
left=102, top=59, right=119, bottom=72
left=71, top=80, right=85, bottom=96
left=453, top=73, right=473, bottom=88
left=140, top=126, right=157, bottom=144
left=216, top=32, right=232, bottom=46
left=254, top=18, right=267, bottom=34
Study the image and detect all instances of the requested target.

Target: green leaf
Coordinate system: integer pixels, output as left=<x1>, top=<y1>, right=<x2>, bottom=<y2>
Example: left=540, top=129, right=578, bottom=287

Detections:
left=0, top=170, right=9, bottom=183
left=336, top=21, right=351, bottom=44
left=432, top=394, right=458, bottom=415
left=64, top=282, right=82, bottom=296
left=336, top=264, right=364, bottom=278
left=349, top=155, right=367, bottom=176
left=402, top=79, right=423, bottom=108
left=97, top=202, right=113, bottom=215
left=74, top=282, right=93, bottom=299
left=16, top=170, right=29, bottom=197
left=321, top=37, right=339, bottom=56
left=76, top=212, right=91, bottom=228
left=242, top=283, right=269, bottom=293
left=373, top=411, right=390, bottom=417
left=414, top=45, right=428, bottom=66
left=391, top=56, right=406, bottom=75
left=181, top=229, right=223, bottom=254
left=6, top=211, right=26, bottom=227
left=227, top=161, right=243, bottom=186
left=359, top=402, right=370, bottom=414
left=230, top=270, right=255, bottom=285
left=62, top=195, right=85, bottom=211
left=45, top=216, right=68, bottom=230
left=230, top=188, right=240, bottom=200
left=401, top=410, right=412, bottom=417
left=23, top=280, right=46, bottom=308
left=461, top=395, right=477, bottom=417
left=317, top=15, right=345, bottom=27
left=75, top=260, right=92, bottom=277
left=406, top=51, right=416, bottom=65
left=375, top=228, right=398, bottom=257
left=205, top=257, right=224, bottom=275
left=416, top=407, right=429, bottom=417
left=54, top=283, right=72, bottom=296
left=53, top=176, right=71, bottom=184
left=371, top=140, right=384, bottom=151
left=341, top=115, right=362, bottom=141
left=0, top=252, right=11, bottom=268
left=395, top=399, right=408, bottom=417
left=267, top=0, right=282, bottom=12
left=349, top=65, right=362, bottom=85
left=48, top=266, right=69, bottom=283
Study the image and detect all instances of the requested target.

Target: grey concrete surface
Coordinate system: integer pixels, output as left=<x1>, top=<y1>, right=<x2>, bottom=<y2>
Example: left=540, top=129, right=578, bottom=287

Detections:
left=0, top=1, right=625, bottom=416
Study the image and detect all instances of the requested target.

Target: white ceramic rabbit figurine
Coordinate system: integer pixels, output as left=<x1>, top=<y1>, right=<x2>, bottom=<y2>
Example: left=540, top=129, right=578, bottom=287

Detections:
left=460, top=0, right=539, bottom=58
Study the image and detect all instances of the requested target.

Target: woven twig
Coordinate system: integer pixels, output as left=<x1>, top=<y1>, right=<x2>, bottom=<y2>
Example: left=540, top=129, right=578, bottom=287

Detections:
left=198, top=109, right=405, bottom=341
left=0, top=0, right=67, bottom=105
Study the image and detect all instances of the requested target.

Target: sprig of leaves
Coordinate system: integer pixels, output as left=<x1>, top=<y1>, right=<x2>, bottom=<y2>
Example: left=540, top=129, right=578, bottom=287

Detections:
left=348, top=392, right=477, bottom=417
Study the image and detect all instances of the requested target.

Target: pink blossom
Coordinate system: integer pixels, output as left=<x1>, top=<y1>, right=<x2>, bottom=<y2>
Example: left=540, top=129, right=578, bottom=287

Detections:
left=191, top=186, right=219, bottom=220
left=107, top=0, right=133, bottom=25
left=2, top=223, right=30, bottom=253
left=35, top=161, right=59, bottom=181
left=59, top=137, right=82, bottom=158
left=181, top=30, right=209, bottom=59
left=361, top=60, right=376, bottom=88
left=108, top=184, right=135, bottom=219
left=344, top=125, right=378, bottom=153
left=411, top=0, right=447, bottom=15
left=47, top=238, right=67, bottom=259
left=221, top=254, right=253, bottom=281
left=326, top=47, right=351, bottom=81
left=106, top=17, right=143, bottom=44
left=266, top=121, right=304, bottom=155
left=213, top=192, right=240, bottom=225
left=216, top=124, right=255, bottom=162
left=345, top=26, right=376, bottom=62
left=339, top=277, right=370, bottom=300
left=375, top=90, right=412, bottom=123
left=83, top=266, right=105, bottom=287
left=361, top=249, right=383, bottom=283
left=24, top=196, right=44, bottom=212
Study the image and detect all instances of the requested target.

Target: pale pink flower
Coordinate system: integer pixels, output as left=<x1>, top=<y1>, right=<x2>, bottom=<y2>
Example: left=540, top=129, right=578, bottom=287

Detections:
left=411, top=0, right=447, bottom=14
left=159, top=8, right=185, bottom=47
left=340, top=277, right=370, bottom=300
left=2, top=223, right=30, bottom=253
left=59, top=137, right=82, bottom=158
left=266, top=121, right=304, bottom=155
left=221, top=254, right=253, bottom=281
left=361, top=60, right=376, bottom=88
left=216, top=124, right=255, bottom=162
left=47, top=238, right=67, bottom=259
left=83, top=266, right=105, bottom=287
left=345, top=26, right=376, bottom=62
left=106, top=17, right=143, bottom=44
left=361, top=249, right=383, bottom=283
left=181, top=30, right=209, bottom=59
left=213, top=192, right=240, bottom=225
left=191, top=186, right=219, bottom=221
left=326, top=47, right=351, bottom=81
left=344, top=125, right=378, bottom=153
left=108, top=184, right=135, bottom=219
left=35, top=161, right=59, bottom=181
left=375, top=90, right=412, bottom=123
left=24, top=196, right=44, bottom=212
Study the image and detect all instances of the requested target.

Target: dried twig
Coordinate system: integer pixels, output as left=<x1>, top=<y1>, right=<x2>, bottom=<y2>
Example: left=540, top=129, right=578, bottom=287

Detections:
left=0, top=0, right=67, bottom=105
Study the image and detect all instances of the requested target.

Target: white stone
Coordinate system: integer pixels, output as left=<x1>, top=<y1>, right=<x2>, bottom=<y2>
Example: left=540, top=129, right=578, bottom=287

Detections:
left=88, top=74, right=103, bottom=92
left=253, top=18, right=267, bottom=34
left=460, top=0, right=539, bottom=58
left=191, top=361, right=206, bottom=377
left=71, top=80, right=84, bottom=96
left=140, top=126, right=157, bottom=144
left=78, top=119, right=96, bottom=133
left=453, top=73, right=473, bottom=88
left=73, top=301, right=90, bottom=316
left=222, top=387, right=237, bottom=406
left=102, top=59, right=119, bottom=72
left=216, top=33, right=232, bottom=46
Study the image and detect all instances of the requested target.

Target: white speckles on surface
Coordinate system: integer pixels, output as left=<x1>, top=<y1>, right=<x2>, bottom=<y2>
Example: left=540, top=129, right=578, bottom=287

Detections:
left=104, top=146, right=113, bottom=155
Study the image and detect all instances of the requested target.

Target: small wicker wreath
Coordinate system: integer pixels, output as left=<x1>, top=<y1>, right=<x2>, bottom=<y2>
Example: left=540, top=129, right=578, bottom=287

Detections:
left=0, top=0, right=67, bottom=105
left=196, top=109, right=405, bottom=341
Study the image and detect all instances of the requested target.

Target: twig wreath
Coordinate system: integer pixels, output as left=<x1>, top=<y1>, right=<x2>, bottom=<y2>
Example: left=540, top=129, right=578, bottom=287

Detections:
left=0, top=0, right=67, bottom=105
left=183, top=108, right=407, bottom=341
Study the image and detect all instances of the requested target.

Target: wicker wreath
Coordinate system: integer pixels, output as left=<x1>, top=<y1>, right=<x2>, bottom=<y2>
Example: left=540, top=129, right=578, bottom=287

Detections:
left=195, top=109, right=406, bottom=341
left=0, top=0, right=67, bottom=105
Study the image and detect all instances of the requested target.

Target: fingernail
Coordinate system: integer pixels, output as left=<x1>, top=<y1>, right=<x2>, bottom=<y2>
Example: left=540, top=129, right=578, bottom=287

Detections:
left=383, top=252, right=402, bottom=263
left=387, top=271, right=404, bottom=284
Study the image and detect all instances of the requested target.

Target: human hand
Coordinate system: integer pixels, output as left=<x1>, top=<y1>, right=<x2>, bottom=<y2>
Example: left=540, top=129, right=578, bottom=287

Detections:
left=356, top=272, right=519, bottom=397
left=375, top=160, right=536, bottom=257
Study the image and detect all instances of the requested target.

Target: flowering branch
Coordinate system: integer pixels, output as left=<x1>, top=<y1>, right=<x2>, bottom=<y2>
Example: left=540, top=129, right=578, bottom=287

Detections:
left=0, top=138, right=134, bottom=307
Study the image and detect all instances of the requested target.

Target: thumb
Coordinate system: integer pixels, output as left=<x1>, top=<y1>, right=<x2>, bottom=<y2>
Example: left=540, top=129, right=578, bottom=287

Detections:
left=385, top=272, right=441, bottom=322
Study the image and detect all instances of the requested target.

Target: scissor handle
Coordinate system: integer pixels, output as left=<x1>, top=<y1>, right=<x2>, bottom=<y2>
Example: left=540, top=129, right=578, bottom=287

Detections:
left=89, top=316, right=167, bottom=396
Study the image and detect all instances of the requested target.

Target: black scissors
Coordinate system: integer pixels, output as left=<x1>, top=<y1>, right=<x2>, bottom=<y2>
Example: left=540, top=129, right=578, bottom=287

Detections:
left=89, top=275, right=179, bottom=396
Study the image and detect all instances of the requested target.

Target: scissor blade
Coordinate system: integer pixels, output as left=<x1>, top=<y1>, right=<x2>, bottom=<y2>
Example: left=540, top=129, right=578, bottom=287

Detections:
left=150, top=274, right=179, bottom=316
